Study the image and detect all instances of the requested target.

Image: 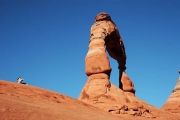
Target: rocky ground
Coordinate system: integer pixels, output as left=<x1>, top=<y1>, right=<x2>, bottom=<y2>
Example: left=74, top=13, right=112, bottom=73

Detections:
left=0, top=80, right=180, bottom=120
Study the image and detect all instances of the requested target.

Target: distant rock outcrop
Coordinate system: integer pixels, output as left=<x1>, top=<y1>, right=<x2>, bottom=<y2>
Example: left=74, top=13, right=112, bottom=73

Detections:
left=161, top=70, right=180, bottom=113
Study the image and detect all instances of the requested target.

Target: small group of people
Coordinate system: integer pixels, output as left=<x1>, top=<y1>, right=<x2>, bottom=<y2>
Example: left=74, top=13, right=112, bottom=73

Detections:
left=17, top=77, right=28, bottom=85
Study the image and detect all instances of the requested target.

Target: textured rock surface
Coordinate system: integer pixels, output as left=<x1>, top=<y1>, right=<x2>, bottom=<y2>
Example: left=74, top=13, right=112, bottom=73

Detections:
left=121, top=72, right=135, bottom=96
left=0, top=80, right=123, bottom=120
left=79, top=12, right=154, bottom=118
left=161, top=71, right=180, bottom=114
left=85, top=12, right=135, bottom=95
left=1, top=80, right=180, bottom=120
left=78, top=78, right=155, bottom=117
left=78, top=78, right=180, bottom=119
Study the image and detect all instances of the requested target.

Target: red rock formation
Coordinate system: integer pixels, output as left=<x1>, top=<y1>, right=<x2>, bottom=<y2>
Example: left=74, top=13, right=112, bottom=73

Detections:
left=0, top=80, right=128, bottom=120
left=161, top=70, right=180, bottom=114
left=79, top=12, right=180, bottom=118
left=1, top=80, right=179, bottom=120
left=79, top=12, right=155, bottom=118
left=121, top=72, right=135, bottom=96
left=85, top=12, right=135, bottom=95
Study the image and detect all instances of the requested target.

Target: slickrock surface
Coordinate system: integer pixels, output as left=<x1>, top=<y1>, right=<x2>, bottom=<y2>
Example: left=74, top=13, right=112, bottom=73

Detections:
left=1, top=80, right=179, bottom=120
left=78, top=78, right=180, bottom=119
left=161, top=71, right=180, bottom=114
left=0, top=80, right=127, bottom=120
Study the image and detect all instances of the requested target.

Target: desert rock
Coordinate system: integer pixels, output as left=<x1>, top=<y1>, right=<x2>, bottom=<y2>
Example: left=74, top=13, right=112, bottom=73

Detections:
left=1, top=80, right=179, bottom=120
left=85, top=12, right=135, bottom=95
left=79, top=12, right=158, bottom=118
left=161, top=70, right=180, bottom=114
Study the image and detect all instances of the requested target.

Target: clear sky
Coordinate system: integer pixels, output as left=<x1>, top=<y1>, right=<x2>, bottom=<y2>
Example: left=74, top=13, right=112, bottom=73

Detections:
left=1, top=0, right=180, bottom=108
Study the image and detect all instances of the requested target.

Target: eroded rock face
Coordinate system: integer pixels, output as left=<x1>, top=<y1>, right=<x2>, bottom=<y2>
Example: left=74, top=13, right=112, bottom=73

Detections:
left=121, top=72, right=135, bottom=96
left=79, top=12, right=156, bottom=118
left=79, top=80, right=155, bottom=117
left=85, top=12, right=135, bottom=94
left=161, top=71, right=180, bottom=113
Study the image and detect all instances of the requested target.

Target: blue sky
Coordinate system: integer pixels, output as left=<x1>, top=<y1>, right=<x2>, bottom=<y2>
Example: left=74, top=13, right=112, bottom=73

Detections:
left=0, top=0, right=180, bottom=108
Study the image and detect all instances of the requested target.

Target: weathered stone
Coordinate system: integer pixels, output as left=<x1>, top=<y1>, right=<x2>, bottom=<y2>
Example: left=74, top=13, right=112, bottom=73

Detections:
left=78, top=12, right=156, bottom=118
left=110, top=109, right=120, bottom=114
left=161, top=71, right=180, bottom=113
left=79, top=79, right=130, bottom=106
left=120, top=109, right=127, bottom=114
left=84, top=12, right=135, bottom=95
left=85, top=53, right=111, bottom=76
left=128, top=109, right=137, bottom=116
left=121, top=72, right=135, bottom=96
left=142, top=111, right=156, bottom=118
left=103, top=106, right=119, bottom=112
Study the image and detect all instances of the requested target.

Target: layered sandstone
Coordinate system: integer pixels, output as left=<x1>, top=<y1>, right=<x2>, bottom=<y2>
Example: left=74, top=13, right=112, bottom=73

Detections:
left=78, top=77, right=156, bottom=117
left=79, top=12, right=152, bottom=118
left=161, top=71, right=180, bottom=113
left=85, top=12, right=135, bottom=95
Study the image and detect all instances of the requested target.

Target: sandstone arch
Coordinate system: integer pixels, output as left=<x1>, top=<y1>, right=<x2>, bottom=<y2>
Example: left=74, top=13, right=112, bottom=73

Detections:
left=78, top=13, right=158, bottom=118
left=85, top=12, right=135, bottom=94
